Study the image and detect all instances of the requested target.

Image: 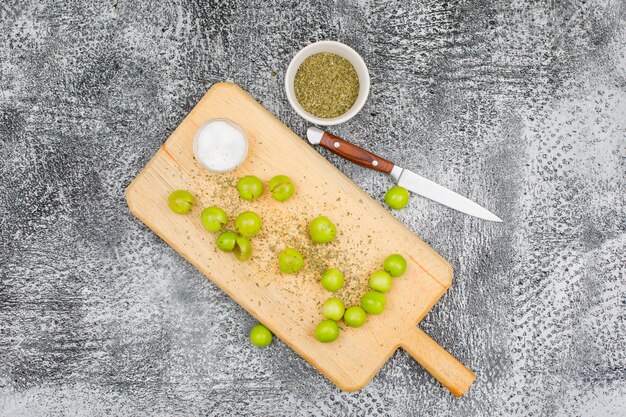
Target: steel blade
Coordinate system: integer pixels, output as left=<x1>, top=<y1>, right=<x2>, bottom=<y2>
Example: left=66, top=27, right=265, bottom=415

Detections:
left=396, top=168, right=503, bottom=222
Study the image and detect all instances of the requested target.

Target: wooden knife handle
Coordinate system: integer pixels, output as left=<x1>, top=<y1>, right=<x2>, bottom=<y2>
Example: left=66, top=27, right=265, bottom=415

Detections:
left=401, top=326, right=476, bottom=397
left=319, top=131, right=395, bottom=175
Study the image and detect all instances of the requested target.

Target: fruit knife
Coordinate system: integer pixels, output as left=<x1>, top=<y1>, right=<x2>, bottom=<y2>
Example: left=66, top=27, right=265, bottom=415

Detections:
left=306, top=127, right=502, bottom=222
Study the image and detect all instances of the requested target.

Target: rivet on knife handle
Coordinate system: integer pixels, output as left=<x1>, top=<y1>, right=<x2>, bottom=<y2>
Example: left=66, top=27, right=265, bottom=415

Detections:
left=307, top=127, right=395, bottom=174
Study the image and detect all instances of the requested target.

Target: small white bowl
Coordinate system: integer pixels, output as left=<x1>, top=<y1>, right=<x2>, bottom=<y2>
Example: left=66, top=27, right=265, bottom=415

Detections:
left=285, top=41, right=370, bottom=126
left=192, top=118, right=248, bottom=174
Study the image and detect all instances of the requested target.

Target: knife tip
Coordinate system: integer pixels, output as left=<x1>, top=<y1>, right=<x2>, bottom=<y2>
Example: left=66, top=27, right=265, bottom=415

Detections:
left=490, top=214, right=504, bottom=223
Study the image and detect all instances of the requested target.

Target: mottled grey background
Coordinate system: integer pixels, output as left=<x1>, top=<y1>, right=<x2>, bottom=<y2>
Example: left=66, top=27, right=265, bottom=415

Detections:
left=1, top=0, right=624, bottom=416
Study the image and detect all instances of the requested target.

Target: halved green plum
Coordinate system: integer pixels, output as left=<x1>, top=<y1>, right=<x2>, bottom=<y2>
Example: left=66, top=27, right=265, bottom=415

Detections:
left=234, top=236, right=252, bottom=261
left=237, top=176, right=264, bottom=201
left=269, top=175, right=295, bottom=202
left=168, top=190, right=194, bottom=214
left=200, top=206, right=228, bottom=232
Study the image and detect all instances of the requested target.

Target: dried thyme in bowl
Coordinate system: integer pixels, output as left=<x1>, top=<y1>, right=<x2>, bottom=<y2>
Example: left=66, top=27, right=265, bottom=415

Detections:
left=294, top=52, right=359, bottom=119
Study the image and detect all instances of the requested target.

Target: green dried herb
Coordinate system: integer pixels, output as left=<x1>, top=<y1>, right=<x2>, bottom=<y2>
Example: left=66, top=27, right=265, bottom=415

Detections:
left=294, top=52, right=359, bottom=119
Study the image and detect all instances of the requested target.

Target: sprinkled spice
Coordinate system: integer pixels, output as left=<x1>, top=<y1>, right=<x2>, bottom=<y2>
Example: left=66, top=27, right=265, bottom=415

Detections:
left=294, top=52, right=359, bottom=119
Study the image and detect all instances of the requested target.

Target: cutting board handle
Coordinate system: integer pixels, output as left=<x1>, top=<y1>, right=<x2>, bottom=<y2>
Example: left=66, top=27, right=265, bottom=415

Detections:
left=401, top=326, right=475, bottom=397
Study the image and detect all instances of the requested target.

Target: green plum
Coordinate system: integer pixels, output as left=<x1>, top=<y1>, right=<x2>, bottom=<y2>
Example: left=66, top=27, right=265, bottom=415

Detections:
left=309, top=216, right=336, bottom=244
left=384, top=186, right=409, bottom=210
left=343, top=306, right=367, bottom=328
left=200, top=206, right=227, bottom=232
left=384, top=254, right=407, bottom=277
left=250, top=324, right=272, bottom=347
left=322, top=297, right=345, bottom=321
left=168, top=190, right=194, bottom=214
left=269, top=175, right=295, bottom=202
left=361, top=291, right=386, bottom=315
left=237, top=175, right=264, bottom=201
left=216, top=231, right=237, bottom=252
left=320, top=268, right=344, bottom=292
left=235, top=211, right=262, bottom=237
left=234, top=236, right=252, bottom=261
left=369, top=270, right=393, bottom=293
left=278, top=247, right=304, bottom=273
left=314, top=320, right=340, bottom=343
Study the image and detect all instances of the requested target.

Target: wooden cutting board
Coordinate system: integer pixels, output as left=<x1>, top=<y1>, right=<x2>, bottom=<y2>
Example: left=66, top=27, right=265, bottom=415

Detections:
left=126, top=83, right=475, bottom=396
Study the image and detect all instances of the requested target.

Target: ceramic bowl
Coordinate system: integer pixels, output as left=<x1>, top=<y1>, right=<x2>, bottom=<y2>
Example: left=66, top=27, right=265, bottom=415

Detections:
left=285, top=41, right=370, bottom=126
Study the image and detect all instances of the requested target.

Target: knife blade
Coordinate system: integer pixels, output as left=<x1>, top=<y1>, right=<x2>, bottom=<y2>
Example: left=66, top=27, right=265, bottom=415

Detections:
left=306, top=127, right=502, bottom=222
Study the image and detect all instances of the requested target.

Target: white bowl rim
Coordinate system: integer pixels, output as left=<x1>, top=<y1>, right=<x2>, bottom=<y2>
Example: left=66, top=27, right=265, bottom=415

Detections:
left=285, top=40, right=370, bottom=126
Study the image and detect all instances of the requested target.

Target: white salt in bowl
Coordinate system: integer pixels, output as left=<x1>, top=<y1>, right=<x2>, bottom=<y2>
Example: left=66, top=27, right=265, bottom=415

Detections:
left=192, top=119, right=248, bottom=174
left=285, top=41, right=370, bottom=126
